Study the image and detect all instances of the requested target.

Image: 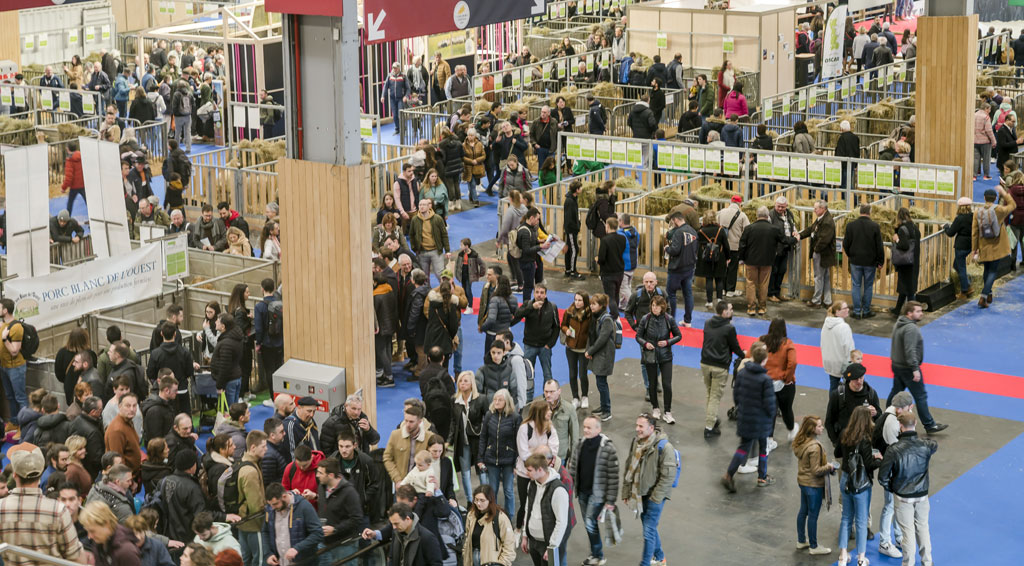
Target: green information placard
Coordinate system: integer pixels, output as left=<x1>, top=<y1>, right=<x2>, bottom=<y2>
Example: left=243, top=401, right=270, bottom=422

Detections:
left=657, top=145, right=673, bottom=169
left=807, top=158, right=825, bottom=183
left=857, top=164, right=875, bottom=189
left=757, top=159, right=773, bottom=179
left=723, top=150, right=740, bottom=175
left=763, top=99, right=773, bottom=120
left=825, top=160, right=842, bottom=185
left=82, top=93, right=95, bottom=114
left=690, top=148, right=705, bottom=172
left=559, top=2, right=567, bottom=17
left=543, top=64, right=551, bottom=80
left=511, top=72, right=521, bottom=88
left=900, top=167, right=917, bottom=192
left=705, top=148, right=721, bottom=174
left=0, top=87, right=10, bottom=106
left=673, top=146, right=689, bottom=170
left=773, top=155, right=790, bottom=180
left=782, top=94, right=791, bottom=115
left=841, top=78, right=850, bottom=99
left=657, top=33, right=668, bottom=49
left=827, top=82, right=835, bottom=102
left=626, top=142, right=643, bottom=166
left=40, top=93, right=53, bottom=110
left=809, top=86, right=817, bottom=107
left=875, top=164, right=893, bottom=190
left=918, top=168, right=936, bottom=194
left=86, top=28, right=95, bottom=42
left=567, top=137, right=582, bottom=159
left=13, top=88, right=25, bottom=108
left=164, top=233, right=189, bottom=280
left=595, top=139, right=611, bottom=162
left=68, top=30, right=78, bottom=45
left=360, top=117, right=373, bottom=137
left=580, top=138, right=596, bottom=160
left=936, top=170, right=956, bottom=196
left=723, top=36, right=734, bottom=53
left=798, top=89, right=806, bottom=111
left=790, top=157, right=807, bottom=182
left=611, top=141, right=627, bottom=164
left=586, top=55, right=594, bottom=73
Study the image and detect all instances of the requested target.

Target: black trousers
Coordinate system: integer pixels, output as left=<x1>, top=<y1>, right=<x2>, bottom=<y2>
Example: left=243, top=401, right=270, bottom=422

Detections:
left=645, top=360, right=673, bottom=412
left=601, top=274, right=622, bottom=318
left=516, top=475, right=531, bottom=529
left=768, top=252, right=789, bottom=298
left=564, top=231, right=580, bottom=274
left=725, top=255, right=741, bottom=293
left=773, top=382, right=795, bottom=436
left=258, top=345, right=284, bottom=394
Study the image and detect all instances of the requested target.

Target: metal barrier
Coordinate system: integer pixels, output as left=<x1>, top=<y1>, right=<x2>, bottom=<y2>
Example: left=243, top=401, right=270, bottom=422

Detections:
left=187, top=145, right=280, bottom=216
left=49, top=236, right=95, bottom=266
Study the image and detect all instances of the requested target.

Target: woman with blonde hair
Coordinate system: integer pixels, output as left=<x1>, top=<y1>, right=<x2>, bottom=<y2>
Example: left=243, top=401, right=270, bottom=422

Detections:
left=80, top=500, right=142, bottom=566
left=64, top=435, right=94, bottom=493
left=793, top=415, right=834, bottom=556
left=224, top=226, right=251, bottom=256
left=419, top=167, right=450, bottom=219
left=451, top=370, right=488, bottom=507
left=513, top=398, right=560, bottom=531
left=477, top=387, right=521, bottom=516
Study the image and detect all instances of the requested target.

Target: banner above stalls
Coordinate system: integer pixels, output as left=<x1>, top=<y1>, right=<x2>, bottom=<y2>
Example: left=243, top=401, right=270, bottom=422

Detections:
left=5, top=244, right=164, bottom=328
left=265, top=0, right=343, bottom=17
left=0, top=0, right=94, bottom=12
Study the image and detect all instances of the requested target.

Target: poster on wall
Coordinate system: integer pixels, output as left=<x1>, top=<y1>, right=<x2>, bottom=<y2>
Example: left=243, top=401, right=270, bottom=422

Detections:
left=427, top=30, right=476, bottom=59
left=821, top=5, right=847, bottom=80
left=5, top=244, right=164, bottom=328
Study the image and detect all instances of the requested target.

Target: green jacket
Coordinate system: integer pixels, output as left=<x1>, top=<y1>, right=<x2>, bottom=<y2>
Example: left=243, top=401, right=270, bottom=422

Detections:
left=550, top=399, right=580, bottom=464
left=622, top=432, right=677, bottom=504
left=132, top=207, right=172, bottom=240
left=237, top=453, right=266, bottom=532
left=409, top=211, right=449, bottom=254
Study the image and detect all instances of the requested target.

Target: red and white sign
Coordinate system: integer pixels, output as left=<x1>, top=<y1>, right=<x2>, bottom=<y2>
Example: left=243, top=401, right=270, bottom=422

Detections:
left=277, top=392, right=330, bottom=413
left=365, top=0, right=544, bottom=45
left=265, top=0, right=343, bottom=17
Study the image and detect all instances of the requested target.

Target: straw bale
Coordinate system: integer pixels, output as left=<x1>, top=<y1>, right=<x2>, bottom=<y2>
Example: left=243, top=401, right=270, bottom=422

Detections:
left=0, top=117, right=36, bottom=145
left=741, top=198, right=775, bottom=222
left=56, top=123, right=91, bottom=141
left=551, top=85, right=579, bottom=109
left=590, top=81, right=621, bottom=113
left=646, top=187, right=686, bottom=216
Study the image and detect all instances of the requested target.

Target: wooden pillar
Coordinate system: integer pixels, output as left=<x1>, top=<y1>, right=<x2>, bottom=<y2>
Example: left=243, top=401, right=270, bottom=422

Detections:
left=0, top=11, right=20, bottom=68
left=279, top=159, right=376, bottom=423
left=915, top=15, right=977, bottom=199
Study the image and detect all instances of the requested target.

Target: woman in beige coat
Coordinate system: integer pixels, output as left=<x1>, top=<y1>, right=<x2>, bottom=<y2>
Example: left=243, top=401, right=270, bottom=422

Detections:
left=972, top=186, right=1016, bottom=307
left=462, top=128, right=486, bottom=205
left=463, top=484, right=516, bottom=566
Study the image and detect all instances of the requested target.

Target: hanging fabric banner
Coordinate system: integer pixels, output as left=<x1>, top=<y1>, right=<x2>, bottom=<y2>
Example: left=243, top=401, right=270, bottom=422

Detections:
left=821, top=5, right=847, bottom=80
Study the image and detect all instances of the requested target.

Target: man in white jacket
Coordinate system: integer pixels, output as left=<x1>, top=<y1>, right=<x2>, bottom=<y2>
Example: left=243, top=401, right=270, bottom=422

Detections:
left=820, top=301, right=855, bottom=393
left=521, top=452, right=569, bottom=566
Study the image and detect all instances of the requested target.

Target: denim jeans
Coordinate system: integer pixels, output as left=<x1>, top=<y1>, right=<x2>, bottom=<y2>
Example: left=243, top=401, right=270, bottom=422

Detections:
left=520, top=259, right=537, bottom=303
left=578, top=492, right=605, bottom=559
left=640, top=496, right=665, bottom=565
left=523, top=344, right=553, bottom=392
left=953, top=249, right=971, bottom=292
left=485, top=463, right=516, bottom=517
left=850, top=264, right=876, bottom=316
left=974, top=143, right=993, bottom=177
left=453, top=327, right=464, bottom=375
left=174, top=114, right=192, bottom=152
left=839, top=474, right=871, bottom=558
left=225, top=378, right=241, bottom=406
left=981, top=260, right=1000, bottom=295
left=66, top=188, right=87, bottom=214
left=318, top=541, right=357, bottom=566
left=466, top=175, right=480, bottom=202
left=595, top=374, right=611, bottom=414
left=888, top=365, right=936, bottom=429
left=238, top=530, right=264, bottom=566
left=565, top=350, right=589, bottom=399
left=879, top=486, right=904, bottom=546
left=666, top=269, right=694, bottom=324
left=1, top=364, right=28, bottom=424
left=726, top=437, right=768, bottom=479
left=458, top=444, right=473, bottom=506
left=557, top=517, right=572, bottom=566
left=797, top=485, right=824, bottom=548
left=829, top=374, right=841, bottom=394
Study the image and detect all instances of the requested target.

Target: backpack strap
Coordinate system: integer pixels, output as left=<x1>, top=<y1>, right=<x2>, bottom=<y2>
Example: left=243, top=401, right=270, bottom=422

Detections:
left=727, top=209, right=742, bottom=231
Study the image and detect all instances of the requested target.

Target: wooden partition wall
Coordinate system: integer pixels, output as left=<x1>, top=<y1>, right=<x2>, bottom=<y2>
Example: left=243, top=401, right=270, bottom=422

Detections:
left=0, top=11, right=20, bottom=68
left=916, top=15, right=977, bottom=200
left=279, top=159, right=377, bottom=423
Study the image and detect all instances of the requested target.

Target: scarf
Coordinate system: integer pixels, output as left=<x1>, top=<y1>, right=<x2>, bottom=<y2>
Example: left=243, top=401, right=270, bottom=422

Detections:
left=623, top=434, right=657, bottom=501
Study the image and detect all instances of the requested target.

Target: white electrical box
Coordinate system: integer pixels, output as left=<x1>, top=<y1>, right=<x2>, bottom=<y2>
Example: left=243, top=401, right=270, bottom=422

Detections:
left=272, top=359, right=347, bottom=427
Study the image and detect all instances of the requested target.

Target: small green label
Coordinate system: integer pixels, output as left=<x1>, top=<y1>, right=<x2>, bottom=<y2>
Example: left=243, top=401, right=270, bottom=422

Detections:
left=825, top=161, right=842, bottom=185
left=673, top=146, right=689, bottom=170
left=657, top=145, right=672, bottom=169
left=857, top=164, right=875, bottom=189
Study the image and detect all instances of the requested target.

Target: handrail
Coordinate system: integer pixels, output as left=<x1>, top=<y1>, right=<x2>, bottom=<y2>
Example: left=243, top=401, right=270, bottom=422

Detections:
left=0, top=542, right=85, bottom=566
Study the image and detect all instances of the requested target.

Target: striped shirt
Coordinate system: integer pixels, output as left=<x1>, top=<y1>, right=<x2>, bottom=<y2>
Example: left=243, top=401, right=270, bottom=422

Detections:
left=0, top=487, right=83, bottom=566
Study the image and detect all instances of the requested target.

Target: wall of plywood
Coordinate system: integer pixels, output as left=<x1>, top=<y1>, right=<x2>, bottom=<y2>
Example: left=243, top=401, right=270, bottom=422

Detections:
left=916, top=15, right=977, bottom=200
left=0, top=12, right=20, bottom=68
left=279, top=159, right=377, bottom=423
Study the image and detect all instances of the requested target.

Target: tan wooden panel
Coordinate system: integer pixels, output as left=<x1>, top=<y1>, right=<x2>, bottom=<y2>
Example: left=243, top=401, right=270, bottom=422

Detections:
left=0, top=12, right=20, bottom=68
left=279, top=159, right=376, bottom=423
left=630, top=6, right=661, bottom=31
left=777, top=9, right=796, bottom=96
left=761, top=13, right=779, bottom=98
left=725, top=14, right=760, bottom=73
left=693, top=12, right=726, bottom=69
left=917, top=15, right=977, bottom=199
left=660, top=12, right=692, bottom=64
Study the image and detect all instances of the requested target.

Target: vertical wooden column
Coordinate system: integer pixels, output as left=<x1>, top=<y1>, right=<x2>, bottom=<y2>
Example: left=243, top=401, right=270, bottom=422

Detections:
left=279, top=159, right=376, bottom=423
left=0, top=11, right=20, bottom=68
left=916, top=15, right=978, bottom=199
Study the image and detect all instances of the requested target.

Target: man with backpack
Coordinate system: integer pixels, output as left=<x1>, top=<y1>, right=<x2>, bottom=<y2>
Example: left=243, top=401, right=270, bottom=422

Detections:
left=972, top=187, right=1016, bottom=306
left=419, top=347, right=455, bottom=440
left=824, top=363, right=882, bottom=457
left=624, top=272, right=667, bottom=401
left=513, top=284, right=561, bottom=393
left=664, top=211, right=699, bottom=327
left=515, top=208, right=549, bottom=303
left=235, top=430, right=268, bottom=566
left=162, top=450, right=239, bottom=546
left=253, top=278, right=283, bottom=408
left=1, top=298, right=30, bottom=432
left=170, top=80, right=194, bottom=152
left=622, top=413, right=678, bottom=566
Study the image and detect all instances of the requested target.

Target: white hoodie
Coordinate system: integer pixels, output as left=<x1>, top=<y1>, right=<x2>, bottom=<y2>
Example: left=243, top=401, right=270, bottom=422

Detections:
left=525, top=467, right=569, bottom=548
left=820, top=316, right=855, bottom=377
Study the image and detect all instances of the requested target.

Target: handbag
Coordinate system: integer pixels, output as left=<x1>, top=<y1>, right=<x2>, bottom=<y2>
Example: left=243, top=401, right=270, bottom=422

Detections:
left=891, top=226, right=915, bottom=267
left=843, top=447, right=871, bottom=495
left=214, top=392, right=230, bottom=428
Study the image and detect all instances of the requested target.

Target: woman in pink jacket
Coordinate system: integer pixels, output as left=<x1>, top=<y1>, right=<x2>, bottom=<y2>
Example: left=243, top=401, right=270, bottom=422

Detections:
left=974, top=100, right=998, bottom=180
left=722, top=80, right=749, bottom=120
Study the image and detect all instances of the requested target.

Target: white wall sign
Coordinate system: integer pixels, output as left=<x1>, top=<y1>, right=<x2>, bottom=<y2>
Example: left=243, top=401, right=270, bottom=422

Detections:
left=4, top=145, right=51, bottom=278
left=80, top=137, right=132, bottom=259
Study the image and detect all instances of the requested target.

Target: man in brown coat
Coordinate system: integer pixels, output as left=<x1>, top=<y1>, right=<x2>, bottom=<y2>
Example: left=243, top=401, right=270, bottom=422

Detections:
left=799, top=200, right=837, bottom=307
left=104, top=392, right=142, bottom=487
left=972, top=187, right=1016, bottom=307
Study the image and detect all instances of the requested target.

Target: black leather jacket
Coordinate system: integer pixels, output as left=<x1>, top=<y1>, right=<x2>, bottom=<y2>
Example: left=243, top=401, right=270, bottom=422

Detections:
left=877, top=431, right=938, bottom=498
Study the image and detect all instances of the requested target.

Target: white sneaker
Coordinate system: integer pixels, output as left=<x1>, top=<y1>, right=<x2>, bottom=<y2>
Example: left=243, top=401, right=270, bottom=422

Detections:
left=582, top=557, right=607, bottom=566
left=767, top=437, right=779, bottom=452
left=262, top=399, right=274, bottom=408
left=572, top=398, right=580, bottom=410
left=581, top=396, right=590, bottom=409
left=737, top=463, right=758, bottom=474
left=652, top=408, right=662, bottom=420
left=663, top=412, right=676, bottom=424
left=878, top=542, right=902, bottom=558
left=809, top=546, right=832, bottom=555
left=787, top=427, right=798, bottom=442
left=705, top=302, right=714, bottom=308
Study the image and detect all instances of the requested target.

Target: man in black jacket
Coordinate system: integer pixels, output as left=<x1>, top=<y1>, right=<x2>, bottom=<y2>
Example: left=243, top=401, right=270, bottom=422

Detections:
left=49, top=210, right=86, bottom=244
left=834, top=120, right=860, bottom=190
left=363, top=500, right=445, bottom=566
left=699, top=109, right=725, bottom=144
left=678, top=101, right=702, bottom=133
left=877, top=412, right=938, bottom=566
left=373, top=272, right=398, bottom=387
left=164, top=450, right=238, bottom=546
left=107, top=342, right=148, bottom=403
left=141, top=373, right=178, bottom=443
left=738, top=207, right=786, bottom=316
left=824, top=363, right=881, bottom=457
left=529, top=106, right=560, bottom=172
left=700, top=301, right=745, bottom=439
left=69, top=396, right=105, bottom=478
left=629, top=95, right=657, bottom=139
left=149, top=304, right=184, bottom=351
left=329, top=427, right=383, bottom=522
left=624, top=272, right=668, bottom=401
left=517, top=209, right=550, bottom=303
left=407, top=269, right=431, bottom=380
left=165, top=413, right=202, bottom=469
left=665, top=211, right=699, bottom=326
left=843, top=204, right=885, bottom=318
left=320, top=394, right=381, bottom=456
left=316, top=458, right=365, bottom=563
left=767, top=197, right=800, bottom=303
left=995, top=113, right=1023, bottom=169
left=645, top=55, right=669, bottom=87
left=587, top=94, right=606, bottom=135
left=563, top=181, right=584, bottom=279
left=514, top=284, right=561, bottom=393
left=596, top=217, right=627, bottom=318
left=147, top=322, right=196, bottom=414
left=262, top=417, right=289, bottom=487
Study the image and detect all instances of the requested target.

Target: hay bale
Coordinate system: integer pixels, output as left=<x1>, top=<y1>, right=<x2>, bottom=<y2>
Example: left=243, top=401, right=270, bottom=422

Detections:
left=631, top=52, right=654, bottom=71
left=0, top=117, right=36, bottom=145
left=507, top=94, right=542, bottom=116
left=551, top=85, right=579, bottom=109
left=56, top=123, right=91, bottom=141
left=474, top=98, right=492, bottom=115
left=866, top=100, right=897, bottom=135
left=577, top=175, right=640, bottom=208
left=646, top=187, right=686, bottom=216
left=691, top=183, right=739, bottom=211
left=741, top=198, right=774, bottom=222
left=590, top=81, right=621, bottom=114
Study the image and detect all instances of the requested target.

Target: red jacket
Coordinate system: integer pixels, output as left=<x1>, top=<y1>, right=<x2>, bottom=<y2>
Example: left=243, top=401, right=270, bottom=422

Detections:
left=282, top=450, right=325, bottom=509
left=62, top=151, right=85, bottom=190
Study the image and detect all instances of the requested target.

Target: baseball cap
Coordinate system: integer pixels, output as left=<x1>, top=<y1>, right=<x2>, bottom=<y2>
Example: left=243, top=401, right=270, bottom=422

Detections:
left=440, top=269, right=454, bottom=280
left=297, top=396, right=318, bottom=407
left=8, top=443, right=45, bottom=480
left=731, top=195, right=743, bottom=203
left=843, top=363, right=867, bottom=382
left=57, top=210, right=70, bottom=221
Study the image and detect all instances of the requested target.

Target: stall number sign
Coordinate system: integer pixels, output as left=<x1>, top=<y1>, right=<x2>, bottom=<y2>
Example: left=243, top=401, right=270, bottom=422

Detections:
left=722, top=36, right=734, bottom=53
left=657, top=33, right=667, bottom=49
left=101, top=25, right=110, bottom=40
left=68, top=30, right=78, bottom=45
left=163, top=233, right=189, bottom=280
left=360, top=117, right=373, bottom=137
left=474, top=76, right=483, bottom=96
left=763, top=99, right=773, bottom=120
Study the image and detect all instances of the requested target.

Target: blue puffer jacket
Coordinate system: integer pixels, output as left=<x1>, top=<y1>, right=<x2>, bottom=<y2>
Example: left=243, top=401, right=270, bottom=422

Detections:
left=732, top=361, right=777, bottom=439
left=478, top=410, right=522, bottom=467
left=618, top=226, right=639, bottom=271
left=261, top=495, right=324, bottom=564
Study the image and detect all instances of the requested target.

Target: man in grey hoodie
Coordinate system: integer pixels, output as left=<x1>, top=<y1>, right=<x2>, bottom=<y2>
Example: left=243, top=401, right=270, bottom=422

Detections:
left=887, top=302, right=948, bottom=434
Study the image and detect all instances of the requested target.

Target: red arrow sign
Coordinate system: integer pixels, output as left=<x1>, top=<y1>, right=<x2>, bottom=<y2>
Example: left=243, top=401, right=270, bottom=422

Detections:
left=365, top=0, right=545, bottom=45
left=265, top=0, right=343, bottom=17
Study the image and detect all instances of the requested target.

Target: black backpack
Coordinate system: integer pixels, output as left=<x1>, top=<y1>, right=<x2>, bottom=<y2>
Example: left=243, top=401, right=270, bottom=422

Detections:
left=217, top=460, right=257, bottom=514
left=585, top=204, right=600, bottom=230
left=8, top=320, right=40, bottom=360
left=700, top=226, right=724, bottom=264
left=423, top=377, right=453, bottom=434
left=266, top=299, right=284, bottom=337
left=141, top=476, right=168, bottom=534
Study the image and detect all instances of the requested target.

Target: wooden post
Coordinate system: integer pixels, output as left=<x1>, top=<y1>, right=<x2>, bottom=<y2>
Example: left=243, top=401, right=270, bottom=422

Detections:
left=915, top=15, right=978, bottom=200
left=278, top=159, right=376, bottom=423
